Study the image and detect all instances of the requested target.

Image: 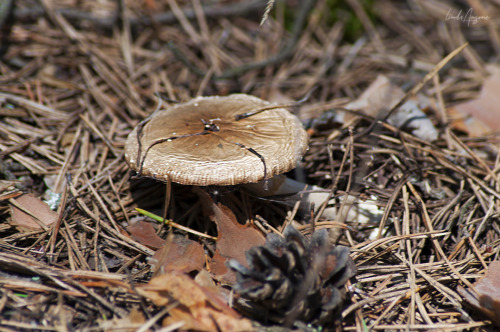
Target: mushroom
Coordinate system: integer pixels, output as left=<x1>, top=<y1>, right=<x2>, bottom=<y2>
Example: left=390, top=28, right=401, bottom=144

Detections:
left=124, top=94, right=308, bottom=186
left=125, top=94, right=382, bottom=230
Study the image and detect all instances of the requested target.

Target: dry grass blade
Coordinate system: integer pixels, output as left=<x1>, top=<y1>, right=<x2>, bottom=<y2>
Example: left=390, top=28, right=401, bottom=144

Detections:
left=260, top=0, right=275, bottom=26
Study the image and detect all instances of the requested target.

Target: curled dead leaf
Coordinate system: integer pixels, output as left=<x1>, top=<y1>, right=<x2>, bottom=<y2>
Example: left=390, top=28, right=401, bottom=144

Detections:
left=137, top=271, right=253, bottom=331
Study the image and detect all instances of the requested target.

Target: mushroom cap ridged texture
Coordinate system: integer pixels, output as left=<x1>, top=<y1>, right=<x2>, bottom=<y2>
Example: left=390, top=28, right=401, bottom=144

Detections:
left=124, top=94, right=309, bottom=186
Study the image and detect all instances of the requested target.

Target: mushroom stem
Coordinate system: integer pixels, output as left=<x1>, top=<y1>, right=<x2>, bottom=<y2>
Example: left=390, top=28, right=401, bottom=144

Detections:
left=243, top=174, right=382, bottom=224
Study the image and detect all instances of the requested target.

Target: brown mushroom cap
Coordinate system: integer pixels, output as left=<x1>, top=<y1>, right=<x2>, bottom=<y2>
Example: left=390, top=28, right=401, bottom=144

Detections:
left=124, top=94, right=308, bottom=186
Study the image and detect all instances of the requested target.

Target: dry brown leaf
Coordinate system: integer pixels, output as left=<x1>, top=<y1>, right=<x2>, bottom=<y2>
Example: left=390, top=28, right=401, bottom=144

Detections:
left=345, top=74, right=438, bottom=141
left=151, top=234, right=205, bottom=275
left=9, top=193, right=57, bottom=231
left=459, top=260, right=500, bottom=326
left=206, top=198, right=266, bottom=283
left=208, top=250, right=235, bottom=283
left=475, top=262, right=500, bottom=326
left=194, top=269, right=220, bottom=293
left=447, top=106, right=490, bottom=135
left=194, top=187, right=266, bottom=283
left=452, top=65, right=500, bottom=136
left=127, top=220, right=165, bottom=250
left=210, top=202, right=266, bottom=263
left=137, top=271, right=253, bottom=331
left=345, top=74, right=404, bottom=118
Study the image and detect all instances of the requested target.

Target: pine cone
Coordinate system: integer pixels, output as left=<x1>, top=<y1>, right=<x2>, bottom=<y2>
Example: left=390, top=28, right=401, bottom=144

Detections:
left=228, top=226, right=356, bottom=326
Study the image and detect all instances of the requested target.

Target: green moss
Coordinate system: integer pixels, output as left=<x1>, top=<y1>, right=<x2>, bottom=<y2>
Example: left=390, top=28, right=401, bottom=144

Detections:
left=325, top=0, right=377, bottom=41
left=277, top=1, right=298, bottom=32
left=271, top=0, right=378, bottom=42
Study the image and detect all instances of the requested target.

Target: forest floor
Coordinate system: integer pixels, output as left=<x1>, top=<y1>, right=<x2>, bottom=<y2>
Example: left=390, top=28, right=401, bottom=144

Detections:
left=1, top=0, right=500, bottom=331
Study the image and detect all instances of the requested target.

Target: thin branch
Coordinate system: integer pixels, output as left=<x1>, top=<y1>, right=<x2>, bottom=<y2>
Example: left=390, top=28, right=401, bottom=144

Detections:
left=14, top=1, right=267, bottom=29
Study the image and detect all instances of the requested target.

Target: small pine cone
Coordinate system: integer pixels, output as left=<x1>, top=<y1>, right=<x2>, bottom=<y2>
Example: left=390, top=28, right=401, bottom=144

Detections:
left=228, top=226, right=356, bottom=326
